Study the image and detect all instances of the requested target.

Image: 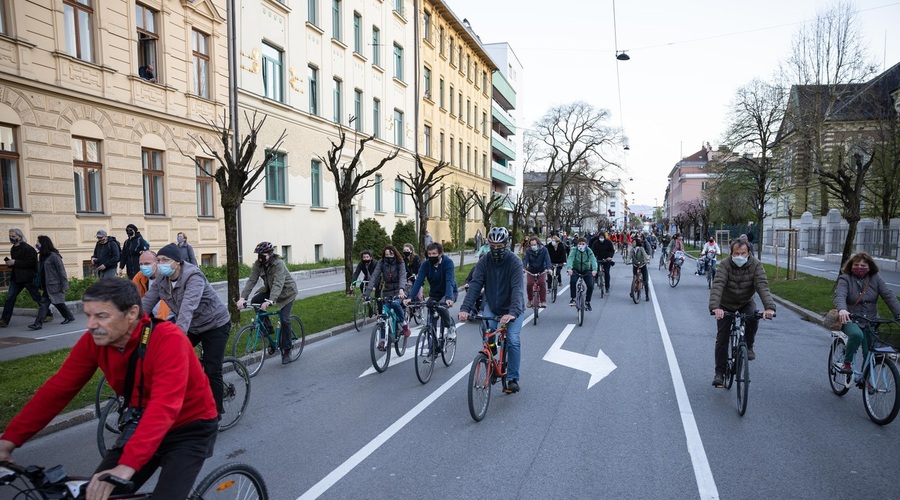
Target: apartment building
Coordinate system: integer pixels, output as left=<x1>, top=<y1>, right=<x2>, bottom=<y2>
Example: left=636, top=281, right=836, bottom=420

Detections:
left=0, top=0, right=229, bottom=280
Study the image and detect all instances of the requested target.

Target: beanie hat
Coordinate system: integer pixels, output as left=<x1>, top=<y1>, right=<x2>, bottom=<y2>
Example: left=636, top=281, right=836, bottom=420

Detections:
left=126, top=224, right=139, bottom=233
left=157, top=243, right=183, bottom=263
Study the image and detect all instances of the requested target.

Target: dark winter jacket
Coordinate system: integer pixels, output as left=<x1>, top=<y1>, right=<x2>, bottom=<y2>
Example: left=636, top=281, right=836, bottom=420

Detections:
left=409, top=255, right=457, bottom=303
left=366, top=258, right=407, bottom=299
left=119, top=233, right=150, bottom=278
left=461, top=250, right=524, bottom=318
left=834, top=271, right=900, bottom=320
left=40, top=251, right=69, bottom=304
left=352, top=259, right=377, bottom=284
left=547, top=241, right=569, bottom=264
left=708, top=254, right=776, bottom=312
left=523, top=245, right=551, bottom=274
left=142, top=262, right=230, bottom=335
left=8, top=242, right=38, bottom=284
left=92, top=237, right=120, bottom=270
left=591, top=238, right=615, bottom=261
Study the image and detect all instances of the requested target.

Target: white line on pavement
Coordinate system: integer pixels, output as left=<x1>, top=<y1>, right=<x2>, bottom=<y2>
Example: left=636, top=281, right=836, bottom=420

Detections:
left=648, top=276, right=719, bottom=499
left=297, top=282, right=342, bottom=292
left=36, top=329, right=85, bottom=340
left=297, top=364, right=471, bottom=500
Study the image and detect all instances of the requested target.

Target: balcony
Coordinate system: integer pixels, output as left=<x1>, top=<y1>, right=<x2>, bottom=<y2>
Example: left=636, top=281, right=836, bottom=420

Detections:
left=491, top=71, right=516, bottom=110
left=491, top=160, right=515, bottom=186
left=492, top=101, right=516, bottom=137
left=491, top=134, right=516, bottom=161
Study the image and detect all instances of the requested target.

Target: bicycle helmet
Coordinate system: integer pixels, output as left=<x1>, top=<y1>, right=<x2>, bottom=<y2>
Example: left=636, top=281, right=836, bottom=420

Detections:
left=254, top=241, right=274, bottom=254
left=487, top=227, right=509, bottom=244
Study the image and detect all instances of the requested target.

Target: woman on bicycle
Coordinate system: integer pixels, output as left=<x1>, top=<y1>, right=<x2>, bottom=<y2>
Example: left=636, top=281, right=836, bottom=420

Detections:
left=833, top=252, right=900, bottom=374
left=547, top=235, right=568, bottom=288
left=523, top=237, right=551, bottom=308
left=402, top=243, right=422, bottom=301
left=364, top=245, right=408, bottom=349
left=590, top=232, right=615, bottom=295
left=629, top=238, right=650, bottom=302
left=667, top=233, right=685, bottom=276
left=236, top=241, right=298, bottom=365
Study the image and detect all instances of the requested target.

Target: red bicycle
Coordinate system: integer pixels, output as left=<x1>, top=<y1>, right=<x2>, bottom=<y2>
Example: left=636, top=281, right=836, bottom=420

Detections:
left=467, top=315, right=508, bottom=422
left=525, top=270, right=546, bottom=325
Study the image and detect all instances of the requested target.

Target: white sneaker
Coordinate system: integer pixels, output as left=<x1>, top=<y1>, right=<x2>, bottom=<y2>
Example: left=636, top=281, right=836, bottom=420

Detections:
left=448, top=326, right=457, bottom=340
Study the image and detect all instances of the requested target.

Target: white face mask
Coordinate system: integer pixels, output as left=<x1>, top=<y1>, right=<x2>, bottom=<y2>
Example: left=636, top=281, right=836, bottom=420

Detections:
left=577, top=244, right=586, bottom=251
left=732, top=255, right=748, bottom=267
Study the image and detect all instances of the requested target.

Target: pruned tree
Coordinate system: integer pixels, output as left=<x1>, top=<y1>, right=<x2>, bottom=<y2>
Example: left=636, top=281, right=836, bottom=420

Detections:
left=471, top=191, right=506, bottom=235
left=448, top=186, right=476, bottom=267
left=820, top=144, right=875, bottom=265
left=397, top=154, right=451, bottom=256
left=719, top=77, right=787, bottom=257
left=318, top=127, right=398, bottom=295
left=181, top=110, right=286, bottom=322
left=863, top=105, right=900, bottom=256
left=509, top=188, right=540, bottom=251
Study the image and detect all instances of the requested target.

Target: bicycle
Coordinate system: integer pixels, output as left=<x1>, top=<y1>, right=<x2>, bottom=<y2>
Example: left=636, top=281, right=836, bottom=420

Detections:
left=716, top=311, right=770, bottom=416
left=232, top=303, right=306, bottom=377
left=597, top=258, right=613, bottom=299
left=548, top=264, right=564, bottom=303
left=352, top=280, right=376, bottom=331
left=1, top=460, right=268, bottom=499
left=669, top=251, right=684, bottom=287
left=525, top=270, right=546, bottom=325
left=827, top=314, right=900, bottom=425
left=631, top=264, right=646, bottom=304
left=369, top=296, right=409, bottom=373
left=467, top=314, right=508, bottom=422
left=570, top=272, right=590, bottom=327
left=97, top=355, right=250, bottom=456
left=658, top=248, right=669, bottom=270
left=413, top=301, right=456, bottom=384
left=705, top=255, right=717, bottom=289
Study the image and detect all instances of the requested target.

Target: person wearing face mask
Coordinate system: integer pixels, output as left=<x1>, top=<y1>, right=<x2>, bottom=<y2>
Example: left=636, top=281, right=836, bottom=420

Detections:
left=141, top=243, right=231, bottom=414
left=402, top=243, right=423, bottom=302
left=832, top=252, right=900, bottom=375
left=91, top=229, right=121, bottom=279
left=118, top=224, right=150, bottom=279
left=131, top=250, right=172, bottom=320
left=365, top=245, right=408, bottom=349
left=1, top=229, right=44, bottom=328
left=590, top=232, right=615, bottom=294
left=405, top=242, right=458, bottom=339
left=459, top=227, right=525, bottom=394
left=567, top=237, right=598, bottom=310
left=351, top=250, right=377, bottom=293
left=709, top=237, right=776, bottom=388
left=28, top=236, right=76, bottom=330
left=547, top=235, right=569, bottom=290
left=175, top=232, right=197, bottom=266
left=236, top=242, right=298, bottom=364
left=523, top=237, right=551, bottom=308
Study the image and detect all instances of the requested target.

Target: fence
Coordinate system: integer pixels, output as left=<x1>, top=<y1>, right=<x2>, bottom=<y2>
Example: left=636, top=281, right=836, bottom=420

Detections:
left=808, top=226, right=825, bottom=255
left=858, top=228, right=899, bottom=259
left=829, top=229, right=848, bottom=254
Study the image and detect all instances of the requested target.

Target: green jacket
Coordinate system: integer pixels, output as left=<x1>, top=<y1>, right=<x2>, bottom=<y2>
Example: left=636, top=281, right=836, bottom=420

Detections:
left=241, top=255, right=298, bottom=310
left=567, top=247, right=597, bottom=274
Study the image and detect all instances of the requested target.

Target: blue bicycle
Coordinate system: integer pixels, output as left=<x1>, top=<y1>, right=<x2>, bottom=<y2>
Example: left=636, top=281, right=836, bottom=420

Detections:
left=370, top=296, right=409, bottom=372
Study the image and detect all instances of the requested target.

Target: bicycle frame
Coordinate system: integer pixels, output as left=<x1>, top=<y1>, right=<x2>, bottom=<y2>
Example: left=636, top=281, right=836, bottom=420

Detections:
left=377, top=298, right=402, bottom=341
left=478, top=317, right=508, bottom=378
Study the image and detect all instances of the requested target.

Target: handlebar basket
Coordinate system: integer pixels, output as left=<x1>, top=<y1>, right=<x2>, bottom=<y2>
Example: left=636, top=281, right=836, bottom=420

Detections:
left=673, top=251, right=685, bottom=267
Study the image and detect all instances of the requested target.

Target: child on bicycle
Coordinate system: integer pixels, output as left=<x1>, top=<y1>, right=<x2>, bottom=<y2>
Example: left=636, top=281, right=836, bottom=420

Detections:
left=364, top=245, right=408, bottom=349
left=629, top=239, right=650, bottom=302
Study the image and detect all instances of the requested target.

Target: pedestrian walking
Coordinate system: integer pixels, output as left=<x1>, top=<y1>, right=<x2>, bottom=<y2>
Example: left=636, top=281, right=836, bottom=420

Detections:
left=176, top=232, right=197, bottom=265
left=91, top=230, right=120, bottom=278
left=0, top=229, right=45, bottom=328
left=29, top=236, right=76, bottom=330
left=118, top=224, right=149, bottom=279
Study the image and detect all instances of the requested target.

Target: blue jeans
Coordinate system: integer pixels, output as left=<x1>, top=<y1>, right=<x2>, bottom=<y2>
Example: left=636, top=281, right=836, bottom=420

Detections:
left=380, top=298, right=405, bottom=339
left=481, top=302, right=523, bottom=382
left=1, top=280, right=42, bottom=323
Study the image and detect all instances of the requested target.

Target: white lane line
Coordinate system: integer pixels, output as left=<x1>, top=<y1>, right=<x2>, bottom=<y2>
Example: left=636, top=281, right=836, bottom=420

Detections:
left=648, top=276, right=719, bottom=499
left=36, top=330, right=85, bottom=340
left=297, top=364, right=471, bottom=500
left=297, top=282, right=342, bottom=292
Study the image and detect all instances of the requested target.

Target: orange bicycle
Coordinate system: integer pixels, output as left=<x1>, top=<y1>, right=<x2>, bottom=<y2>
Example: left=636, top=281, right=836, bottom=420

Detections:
left=467, top=314, right=508, bottom=422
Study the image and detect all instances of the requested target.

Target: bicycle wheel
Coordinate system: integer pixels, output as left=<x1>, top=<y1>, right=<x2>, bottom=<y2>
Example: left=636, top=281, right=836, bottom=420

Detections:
left=577, top=295, right=584, bottom=327
left=533, top=290, right=539, bottom=325
left=468, top=352, right=492, bottom=422
left=707, top=267, right=714, bottom=289
left=736, top=344, right=750, bottom=416
left=370, top=322, right=390, bottom=372
left=354, top=296, right=371, bottom=331
left=862, top=355, right=900, bottom=425
left=97, top=396, right=121, bottom=458
left=658, top=253, right=665, bottom=270
left=219, top=356, right=250, bottom=431
left=551, top=276, right=558, bottom=303
left=669, top=267, right=680, bottom=287
left=441, top=329, right=456, bottom=367
left=94, top=376, right=116, bottom=420
left=598, top=272, right=605, bottom=299
left=287, top=315, right=306, bottom=362
left=191, top=462, right=269, bottom=500
left=232, top=324, right=265, bottom=378
left=828, top=337, right=852, bottom=396
left=394, top=323, right=408, bottom=357
left=414, top=326, right=436, bottom=384
left=631, top=276, right=640, bottom=304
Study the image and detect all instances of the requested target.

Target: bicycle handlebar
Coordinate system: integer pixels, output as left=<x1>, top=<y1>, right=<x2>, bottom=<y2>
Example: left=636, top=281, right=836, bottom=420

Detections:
left=848, top=313, right=899, bottom=324
left=710, top=311, right=775, bottom=319
left=472, top=314, right=505, bottom=324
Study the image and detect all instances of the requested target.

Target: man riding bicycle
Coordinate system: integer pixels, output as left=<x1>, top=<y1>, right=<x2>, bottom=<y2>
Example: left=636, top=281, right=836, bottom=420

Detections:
left=709, top=237, right=776, bottom=387
left=523, top=237, right=551, bottom=308
left=567, top=237, right=598, bottom=311
left=405, top=242, right=458, bottom=339
left=590, top=232, right=615, bottom=294
left=458, top=227, right=524, bottom=394
left=697, top=237, right=720, bottom=276
left=629, top=239, right=650, bottom=302
left=0, top=279, right=219, bottom=500
left=547, top=235, right=568, bottom=288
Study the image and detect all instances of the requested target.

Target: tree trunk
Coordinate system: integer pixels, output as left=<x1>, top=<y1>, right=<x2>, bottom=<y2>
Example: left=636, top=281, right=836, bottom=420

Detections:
left=418, top=204, right=428, bottom=257
left=223, top=204, right=241, bottom=324
left=842, top=219, right=859, bottom=268
left=881, top=215, right=891, bottom=258
left=340, top=202, right=354, bottom=295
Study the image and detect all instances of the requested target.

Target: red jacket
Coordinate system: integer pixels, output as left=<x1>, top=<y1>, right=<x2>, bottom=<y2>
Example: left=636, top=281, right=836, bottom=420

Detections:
left=1, top=315, right=217, bottom=470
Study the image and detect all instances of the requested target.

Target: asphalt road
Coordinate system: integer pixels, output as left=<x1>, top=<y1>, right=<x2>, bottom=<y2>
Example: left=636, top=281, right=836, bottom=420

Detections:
left=6, top=257, right=899, bottom=499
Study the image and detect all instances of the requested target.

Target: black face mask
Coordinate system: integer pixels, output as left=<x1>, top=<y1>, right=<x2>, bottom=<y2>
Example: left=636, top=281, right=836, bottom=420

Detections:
left=490, top=246, right=506, bottom=262
left=258, top=254, right=268, bottom=265
left=383, top=256, right=395, bottom=264
left=9, top=238, right=18, bottom=244
left=403, top=251, right=411, bottom=257
left=428, top=255, right=440, bottom=265
left=126, top=230, right=135, bottom=238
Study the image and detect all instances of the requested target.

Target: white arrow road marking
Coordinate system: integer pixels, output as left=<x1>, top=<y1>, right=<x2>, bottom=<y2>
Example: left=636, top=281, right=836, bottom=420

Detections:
left=358, top=322, right=466, bottom=378
left=542, top=324, right=617, bottom=388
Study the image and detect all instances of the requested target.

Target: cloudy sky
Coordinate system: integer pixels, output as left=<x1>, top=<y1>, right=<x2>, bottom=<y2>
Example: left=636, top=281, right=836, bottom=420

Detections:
left=445, top=0, right=900, bottom=207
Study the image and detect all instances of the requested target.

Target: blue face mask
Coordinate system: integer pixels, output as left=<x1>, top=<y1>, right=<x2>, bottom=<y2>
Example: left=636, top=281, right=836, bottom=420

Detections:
left=140, top=265, right=155, bottom=278
left=157, top=263, right=176, bottom=277
left=177, top=237, right=184, bottom=244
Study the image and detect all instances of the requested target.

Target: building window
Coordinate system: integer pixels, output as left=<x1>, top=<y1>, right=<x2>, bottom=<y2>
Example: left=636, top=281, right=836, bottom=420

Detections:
left=449, top=36, right=454, bottom=65
left=393, top=43, right=403, bottom=81
left=474, top=104, right=478, bottom=127
left=0, top=2, right=6, bottom=35
left=64, top=0, right=94, bottom=62
left=332, top=0, right=341, bottom=41
left=372, top=98, right=380, bottom=139
left=438, top=78, right=444, bottom=108
left=353, top=11, right=362, bottom=53
left=449, top=86, right=454, bottom=115
left=394, top=0, right=403, bottom=17
left=423, top=10, right=431, bottom=42
left=440, top=186, right=446, bottom=218
left=308, top=65, right=319, bottom=115
left=425, top=187, right=432, bottom=217
left=308, top=0, right=318, bottom=25
left=371, top=26, right=381, bottom=66
left=458, top=46, right=463, bottom=70
left=449, top=135, right=454, bottom=165
left=466, top=145, right=471, bottom=171
left=196, top=158, right=214, bottom=217
left=424, top=125, right=432, bottom=157
left=482, top=153, right=487, bottom=177
left=474, top=148, right=478, bottom=175
left=482, top=111, right=488, bottom=135
left=266, top=151, right=287, bottom=204
left=136, top=4, right=158, bottom=81
left=474, top=62, right=479, bottom=87
left=200, top=253, right=217, bottom=267
left=439, top=26, right=444, bottom=55
left=72, top=137, right=103, bottom=213
left=333, top=77, right=342, bottom=123
left=354, top=89, right=363, bottom=132
left=439, top=132, right=445, bottom=161
left=374, top=173, right=383, bottom=212
left=262, top=42, right=284, bottom=102
left=458, top=93, right=463, bottom=119
left=0, top=126, right=21, bottom=210
left=466, top=98, right=471, bottom=125
left=141, top=148, right=165, bottom=215
left=466, top=54, right=471, bottom=78
left=458, top=141, right=463, bottom=170
left=423, top=66, right=431, bottom=99
left=394, top=178, right=404, bottom=214
left=311, top=159, right=322, bottom=207
left=482, top=70, right=487, bottom=92
left=393, top=109, right=404, bottom=147
left=191, top=29, right=210, bottom=98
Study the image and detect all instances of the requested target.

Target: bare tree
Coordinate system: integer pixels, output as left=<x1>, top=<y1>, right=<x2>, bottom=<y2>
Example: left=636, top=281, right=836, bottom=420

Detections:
left=819, top=146, right=874, bottom=264
left=718, top=77, right=787, bottom=257
left=182, top=110, right=285, bottom=322
left=471, top=191, right=506, bottom=235
left=863, top=107, right=900, bottom=255
left=448, top=187, right=476, bottom=268
left=397, top=155, right=451, bottom=255
left=318, top=128, right=398, bottom=294
left=509, top=189, right=540, bottom=249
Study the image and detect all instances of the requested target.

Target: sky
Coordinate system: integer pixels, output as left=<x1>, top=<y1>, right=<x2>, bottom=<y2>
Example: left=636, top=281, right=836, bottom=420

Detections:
left=444, top=0, right=900, bottom=208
